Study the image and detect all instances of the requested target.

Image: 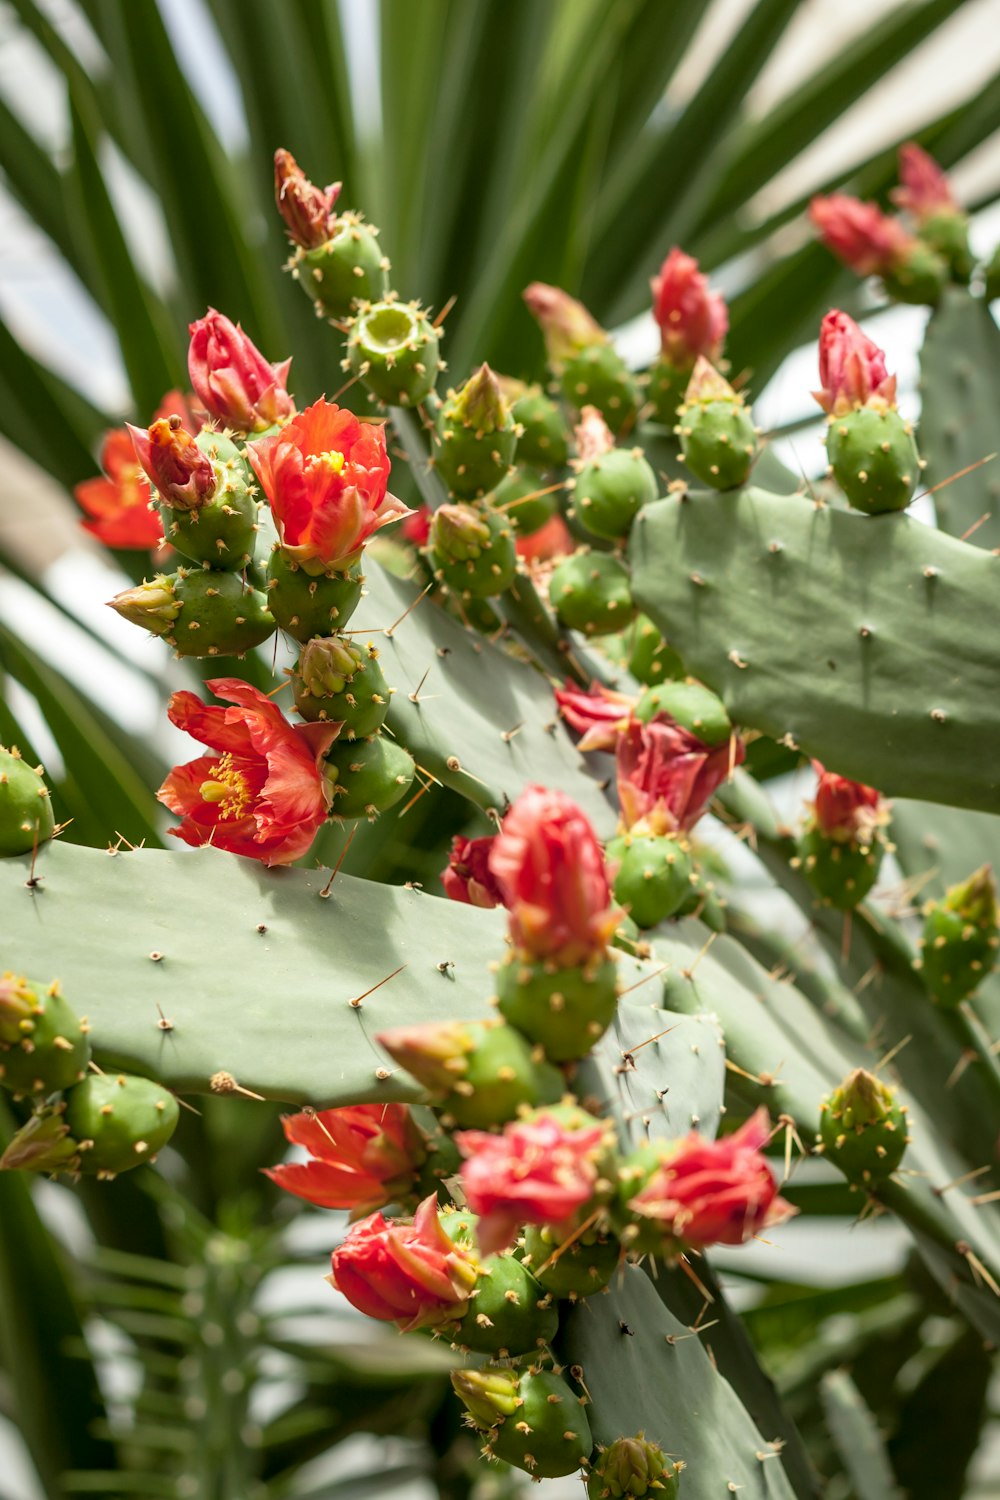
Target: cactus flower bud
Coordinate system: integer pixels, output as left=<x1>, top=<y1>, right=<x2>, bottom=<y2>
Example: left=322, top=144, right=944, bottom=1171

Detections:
left=489, top=785, right=618, bottom=965
left=434, top=364, right=517, bottom=498
left=248, top=398, right=405, bottom=568
left=328, top=1194, right=478, bottom=1331
left=818, top=1069, right=908, bottom=1184
left=273, top=148, right=341, bottom=249
left=0, top=1104, right=80, bottom=1175
left=919, top=865, right=999, bottom=1006
left=622, top=1109, right=792, bottom=1253
left=265, top=1103, right=427, bottom=1215
left=76, top=392, right=196, bottom=550
left=892, top=143, right=958, bottom=222
left=441, top=835, right=502, bottom=907
left=127, top=417, right=217, bottom=511
left=188, top=309, right=295, bottom=432
left=455, top=1366, right=593, bottom=1479
left=811, top=762, right=883, bottom=842
left=814, top=311, right=896, bottom=416
left=107, top=577, right=182, bottom=635
left=158, top=678, right=338, bottom=865
left=555, top=681, right=636, bottom=752
left=588, top=1433, right=683, bottom=1498
left=452, top=1366, right=522, bottom=1427
left=456, top=1110, right=609, bottom=1256
left=375, top=1019, right=562, bottom=1129
left=652, top=248, right=727, bottom=365
left=809, top=193, right=948, bottom=303
left=616, top=717, right=741, bottom=835
left=523, top=282, right=606, bottom=367
left=524, top=283, right=638, bottom=432
left=675, top=358, right=757, bottom=490
left=799, top=762, right=887, bottom=909
left=430, top=502, right=517, bottom=598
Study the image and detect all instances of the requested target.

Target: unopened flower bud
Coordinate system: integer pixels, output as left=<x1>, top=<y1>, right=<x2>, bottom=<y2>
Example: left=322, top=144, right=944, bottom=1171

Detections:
left=523, top=282, right=607, bottom=368
left=298, top=636, right=365, bottom=698
left=0, top=1106, right=80, bottom=1175
left=188, top=309, right=294, bottom=433
left=588, top=1432, right=682, bottom=1498
left=127, top=418, right=216, bottom=511
left=451, top=1366, right=521, bottom=1427
left=107, top=577, right=181, bottom=636
left=273, top=148, right=341, bottom=249
left=430, top=503, right=492, bottom=562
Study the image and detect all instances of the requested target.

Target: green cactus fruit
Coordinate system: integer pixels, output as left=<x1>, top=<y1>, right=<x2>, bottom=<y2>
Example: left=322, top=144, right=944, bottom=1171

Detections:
left=346, top=299, right=440, bottom=407
left=881, top=240, right=949, bottom=305
left=324, top=734, right=415, bottom=821
left=158, top=432, right=259, bottom=569
left=825, top=404, right=920, bottom=515
left=919, top=212, right=974, bottom=283
left=676, top=359, right=757, bottom=491
left=674, top=866, right=727, bottom=933
left=450, top=1023, right=563, bottom=1128
left=291, top=213, right=386, bottom=319
left=433, top=364, right=518, bottom=499
left=430, top=503, right=517, bottom=598
left=487, top=1369, right=593, bottom=1479
left=506, top=383, right=570, bottom=469
left=561, top=343, right=639, bottom=434
left=797, top=825, right=884, bottom=910
left=0, top=1103, right=81, bottom=1175
left=549, top=551, right=635, bottom=635
left=607, top=834, right=694, bottom=929
left=646, top=356, right=694, bottom=428
left=522, top=1222, right=620, bottom=1298
left=0, top=746, right=54, bottom=856
left=572, top=447, right=658, bottom=541
left=64, top=1072, right=180, bottom=1177
left=496, top=953, right=619, bottom=1062
left=0, top=974, right=91, bottom=1096
left=293, top=637, right=390, bottom=738
left=492, top=465, right=558, bottom=535
left=818, top=1068, right=908, bottom=1186
left=441, top=1212, right=558, bottom=1355
left=169, top=570, right=274, bottom=657
left=266, top=547, right=364, bottom=641
left=634, top=681, right=731, bottom=746
left=917, top=865, right=998, bottom=1006
left=625, top=616, right=684, bottom=686
left=588, top=1433, right=682, bottom=1498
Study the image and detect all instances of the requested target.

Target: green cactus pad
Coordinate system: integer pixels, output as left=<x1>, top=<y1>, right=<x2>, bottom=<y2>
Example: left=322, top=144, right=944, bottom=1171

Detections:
left=164, top=570, right=274, bottom=658
left=0, top=747, right=54, bottom=857
left=492, top=465, right=558, bottom=535
left=486, top=1369, right=593, bottom=1480
left=522, top=1222, right=620, bottom=1298
left=678, top=399, right=757, bottom=490
left=561, top=344, right=639, bottom=434
left=608, top=834, right=694, bottom=929
left=646, top=356, right=694, bottom=428
left=634, top=681, right=731, bottom=746
left=324, top=733, right=415, bottom=821
left=292, top=215, right=386, bottom=319
left=818, top=1069, right=908, bottom=1185
left=64, top=1072, right=180, bottom=1176
left=496, top=953, right=619, bottom=1061
left=347, top=299, right=440, bottom=407
left=266, top=548, right=363, bottom=641
left=573, top=448, right=659, bottom=541
left=826, top=405, right=920, bottom=515
left=431, top=505, right=517, bottom=598
left=797, top=825, right=884, bottom=910
left=509, top=386, right=570, bottom=469
left=293, top=639, right=390, bottom=738
left=550, top=551, right=635, bottom=635
left=918, top=866, right=998, bottom=1006
left=587, top=1431, right=681, bottom=1498
left=0, top=978, right=91, bottom=1097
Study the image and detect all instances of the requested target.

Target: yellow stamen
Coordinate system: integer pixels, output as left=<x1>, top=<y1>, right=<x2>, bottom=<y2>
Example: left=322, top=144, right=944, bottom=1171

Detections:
left=199, top=753, right=252, bottom=820
left=307, top=449, right=346, bottom=476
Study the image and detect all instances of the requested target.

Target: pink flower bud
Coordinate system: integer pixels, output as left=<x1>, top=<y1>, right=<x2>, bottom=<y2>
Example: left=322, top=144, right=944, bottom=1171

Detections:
left=441, top=835, right=502, bottom=908
left=522, top=282, right=606, bottom=368
left=651, top=248, right=728, bottom=365
left=127, top=416, right=217, bottom=511
left=456, top=1112, right=606, bottom=1256
left=809, top=194, right=913, bottom=276
left=188, top=309, right=295, bottom=433
left=814, top=310, right=897, bottom=416
left=554, top=681, right=636, bottom=752
left=627, top=1109, right=792, bottom=1250
left=616, top=717, right=742, bottom=835
left=265, top=1103, right=427, bottom=1216
left=892, top=143, right=958, bottom=222
left=811, top=760, right=884, bottom=843
left=328, top=1194, right=477, bottom=1331
left=573, top=405, right=615, bottom=465
left=488, top=786, right=617, bottom=964
left=273, top=148, right=341, bottom=249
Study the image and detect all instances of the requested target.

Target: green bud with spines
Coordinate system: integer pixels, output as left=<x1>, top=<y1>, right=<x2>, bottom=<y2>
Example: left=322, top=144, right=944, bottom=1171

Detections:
left=881, top=240, right=949, bottom=305
left=491, top=464, right=558, bottom=535
left=634, top=681, right=731, bottom=746
left=157, top=431, right=259, bottom=570
left=291, top=212, right=387, bottom=320
left=439, top=1210, right=558, bottom=1356
left=64, top=1072, right=180, bottom=1177
left=918, top=212, right=974, bottom=284
left=607, top=833, right=694, bottom=930
left=588, top=1433, right=682, bottom=1498
left=817, top=1068, right=908, bottom=1186
left=917, top=865, right=998, bottom=1006
left=433, top=364, right=518, bottom=499
left=499, top=379, right=570, bottom=469
left=266, top=548, right=363, bottom=641
left=324, top=734, right=415, bottom=821
left=549, top=550, right=635, bottom=635
left=646, top=356, right=695, bottom=428
left=522, top=1222, right=620, bottom=1298
left=454, top=1366, right=593, bottom=1480
left=0, top=746, right=54, bottom=856
left=346, top=298, right=440, bottom=407
left=570, top=407, right=658, bottom=541
left=826, top=404, right=920, bottom=515
left=676, top=358, right=758, bottom=491
left=561, top=342, right=640, bottom=435
left=293, top=637, right=390, bottom=738
left=0, top=1103, right=81, bottom=1175
left=797, top=826, right=884, bottom=911
left=109, top=571, right=275, bottom=658
left=430, top=503, right=517, bottom=598
left=0, top=974, right=91, bottom=1096
left=496, top=953, right=620, bottom=1062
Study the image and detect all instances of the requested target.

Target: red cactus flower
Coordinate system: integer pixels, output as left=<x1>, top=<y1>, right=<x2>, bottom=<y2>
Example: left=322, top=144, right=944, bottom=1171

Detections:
left=441, top=835, right=502, bottom=908
left=892, top=143, right=958, bottom=222
left=273, top=147, right=341, bottom=249
left=127, top=416, right=217, bottom=511
left=456, top=1113, right=606, bottom=1256
left=328, top=1194, right=478, bottom=1331
left=555, top=681, right=636, bottom=752
left=488, top=786, right=617, bottom=964
left=627, top=1109, right=792, bottom=1250
left=402, top=504, right=433, bottom=548
left=651, top=248, right=728, bottom=365
left=809, top=194, right=913, bottom=276
left=76, top=391, right=196, bottom=549
left=159, top=678, right=339, bottom=865
left=265, top=1103, right=426, bottom=1217
left=811, top=760, right=884, bottom=843
left=515, top=513, right=573, bottom=563
left=814, top=311, right=897, bottom=416
left=188, top=309, right=295, bottom=432
left=616, top=717, right=742, bottom=835
left=247, top=398, right=407, bottom=568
